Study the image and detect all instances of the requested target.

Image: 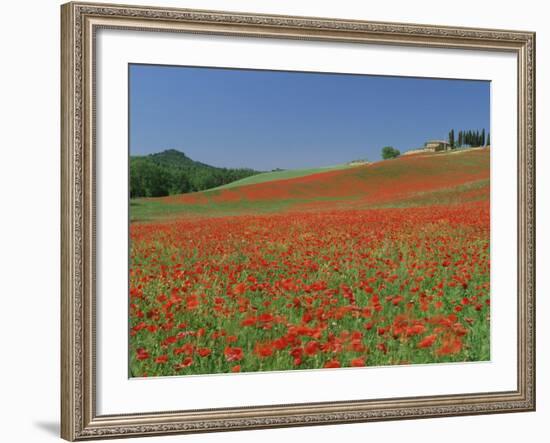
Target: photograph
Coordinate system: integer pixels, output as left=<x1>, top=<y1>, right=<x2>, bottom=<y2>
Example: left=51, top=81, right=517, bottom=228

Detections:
left=58, top=2, right=536, bottom=440
left=128, top=64, right=491, bottom=378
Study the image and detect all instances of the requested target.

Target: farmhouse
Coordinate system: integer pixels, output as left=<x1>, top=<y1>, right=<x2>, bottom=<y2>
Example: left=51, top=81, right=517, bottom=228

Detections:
left=424, top=140, right=451, bottom=152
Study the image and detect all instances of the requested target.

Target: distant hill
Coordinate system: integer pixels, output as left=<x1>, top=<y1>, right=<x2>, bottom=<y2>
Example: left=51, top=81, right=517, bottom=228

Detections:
left=130, top=149, right=260, bottom=198
left=145, top=149, right=212, bottom=169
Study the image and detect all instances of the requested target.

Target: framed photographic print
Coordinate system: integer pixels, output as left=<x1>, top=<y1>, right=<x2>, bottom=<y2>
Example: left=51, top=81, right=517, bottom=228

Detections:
left=61, top=1, right=536, bottom=440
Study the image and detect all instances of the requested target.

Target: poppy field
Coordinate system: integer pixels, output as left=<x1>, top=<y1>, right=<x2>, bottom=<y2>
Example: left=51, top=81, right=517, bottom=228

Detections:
left=129, top=149, right=490, bottom=377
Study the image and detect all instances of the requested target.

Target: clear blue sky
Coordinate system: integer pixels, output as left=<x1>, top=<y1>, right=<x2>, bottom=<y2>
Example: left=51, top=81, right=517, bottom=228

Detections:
left=129, top=64, right=490, bottom=170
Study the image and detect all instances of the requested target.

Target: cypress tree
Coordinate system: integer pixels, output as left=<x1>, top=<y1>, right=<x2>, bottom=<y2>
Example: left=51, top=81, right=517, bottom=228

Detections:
left=446, top=129, right=490, bottom=148
left=448, top=129, right=455, bottom=148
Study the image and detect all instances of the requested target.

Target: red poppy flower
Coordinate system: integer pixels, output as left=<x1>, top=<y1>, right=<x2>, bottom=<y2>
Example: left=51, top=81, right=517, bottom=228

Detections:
left=435, top=336, right=463, bottom=356
left=176, top=357, right=193, bottom=368
left=224, top=347, right=244, bottom=362
left=272, top=337, right=288, bottom=350
left=136, top=348, right=149, bottom=360
left=197, top=348, right=212, bottom=357
left=173, top=343, right=193, bottom=356
left=241, top=316, right=257, bottom=327
left=185, top=295, right=199, bottom=310
left=233, top=282, right=246, bottom=295
left=417, top=334, right=437, bottom=349
left=226, top=335, right=238, bottom=343
left=254, top=343, right=274, bottom=358
left=162, top=336, right=177, bottom=346
left=155, top=355, right=168, bottom=364
left=324, top=359, right=341, bottom=368
left=304, top=341, right=320, bottom=356
left=258, top=313, right=274, bottom=323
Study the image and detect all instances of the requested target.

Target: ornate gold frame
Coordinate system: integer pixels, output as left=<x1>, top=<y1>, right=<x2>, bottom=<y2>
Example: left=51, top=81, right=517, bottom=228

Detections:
left=61, top=2, right=536, bottom=440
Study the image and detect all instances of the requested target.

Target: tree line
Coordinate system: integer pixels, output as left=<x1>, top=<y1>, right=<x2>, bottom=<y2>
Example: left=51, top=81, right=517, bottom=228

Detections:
left=448, top=129, right=490, bottom=148
left=130, top=150, right=260, bottom=198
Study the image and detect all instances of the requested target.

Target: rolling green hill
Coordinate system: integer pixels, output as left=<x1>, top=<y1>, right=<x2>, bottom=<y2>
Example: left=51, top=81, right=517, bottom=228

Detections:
left=131, top=149, right=490, bottom=222
left=130, top=149, right=260, bottom=197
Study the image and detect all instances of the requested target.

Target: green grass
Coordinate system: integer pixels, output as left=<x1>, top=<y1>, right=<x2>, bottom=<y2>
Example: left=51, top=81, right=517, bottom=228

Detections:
left=130, top=195, right=362, bottom=222
left=212, top=163, right=356, bottom=190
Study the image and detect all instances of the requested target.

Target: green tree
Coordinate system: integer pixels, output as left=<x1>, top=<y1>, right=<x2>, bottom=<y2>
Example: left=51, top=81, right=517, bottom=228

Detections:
left=129, top=159, right=146, bottom=198
left=129, top=150, right=261, bottom=198
left=381, top=146, right=401, bottom=160
left=448, top=129, right=455, bottom=148
left=129, top=158, right=171, bottom=197
left=170, top=170, right=191, bottom=194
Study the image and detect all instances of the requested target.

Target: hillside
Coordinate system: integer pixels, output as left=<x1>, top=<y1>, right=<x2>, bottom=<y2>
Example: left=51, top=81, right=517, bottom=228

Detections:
left=131, top=149, right=489, bottom=221
left=130, top=149, right=260, bottom=197
left=212, top=163, right=357, bottom=190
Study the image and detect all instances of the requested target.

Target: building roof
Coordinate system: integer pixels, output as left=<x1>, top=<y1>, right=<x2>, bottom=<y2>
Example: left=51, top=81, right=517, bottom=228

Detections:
left=426, top=140, right=450, bottom=144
